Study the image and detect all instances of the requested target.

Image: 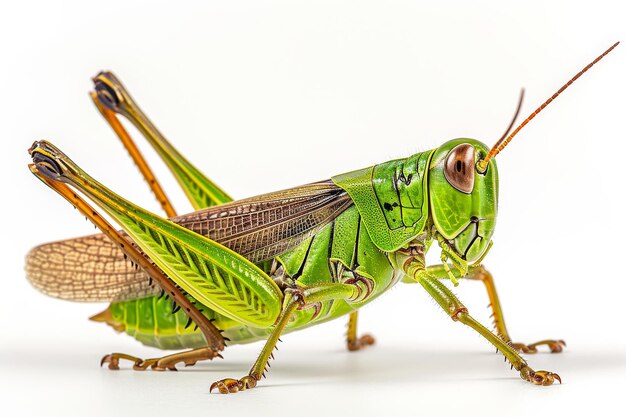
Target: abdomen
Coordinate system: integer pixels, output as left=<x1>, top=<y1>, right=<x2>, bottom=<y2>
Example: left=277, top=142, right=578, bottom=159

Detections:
left=101, top=206, right=402, bottom=349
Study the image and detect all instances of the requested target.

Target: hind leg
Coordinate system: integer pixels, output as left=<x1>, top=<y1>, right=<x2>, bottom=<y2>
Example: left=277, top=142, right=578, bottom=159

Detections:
left=101, top=347, right=222, bottom=371
left=92, top=71, right=232, bottom=211
left=29, top=159, right=226, bottom=359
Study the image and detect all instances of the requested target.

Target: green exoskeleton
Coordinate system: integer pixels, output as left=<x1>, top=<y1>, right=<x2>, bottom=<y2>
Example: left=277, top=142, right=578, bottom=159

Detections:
left=26, top=42, right=618, bottom=394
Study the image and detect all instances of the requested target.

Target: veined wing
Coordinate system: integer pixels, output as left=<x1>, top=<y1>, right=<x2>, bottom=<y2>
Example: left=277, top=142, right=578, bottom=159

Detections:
left=175, top=180, right=352, bottom=262
left=26, top=180, right=353, bottom=302
left=26, top=233, right=154, bottom=302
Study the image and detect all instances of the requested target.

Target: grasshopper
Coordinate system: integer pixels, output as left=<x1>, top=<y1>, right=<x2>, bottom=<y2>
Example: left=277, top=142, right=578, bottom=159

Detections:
left=26, top=42, right=618, bottom=394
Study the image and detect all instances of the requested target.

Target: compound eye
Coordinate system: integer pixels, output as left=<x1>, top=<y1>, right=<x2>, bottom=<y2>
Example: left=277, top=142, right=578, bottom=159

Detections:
left=444, top=144, right=475, bottom=193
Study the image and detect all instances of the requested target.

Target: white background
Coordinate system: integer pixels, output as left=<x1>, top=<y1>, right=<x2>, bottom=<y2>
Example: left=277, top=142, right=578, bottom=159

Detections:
left=1, top=1, right=625, bottom=416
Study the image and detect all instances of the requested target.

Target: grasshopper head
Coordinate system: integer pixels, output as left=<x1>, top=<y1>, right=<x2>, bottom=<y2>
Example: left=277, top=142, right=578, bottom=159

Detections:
left=426, top=43, right=619, bottom=264
left=428, top=138, right=498, bottom=263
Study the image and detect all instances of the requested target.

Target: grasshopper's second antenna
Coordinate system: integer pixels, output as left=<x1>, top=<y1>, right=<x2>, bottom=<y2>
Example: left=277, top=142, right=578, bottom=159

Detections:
left=477, top=41, right=620, bottom=173
left=496, top=88, right=525, bottom=152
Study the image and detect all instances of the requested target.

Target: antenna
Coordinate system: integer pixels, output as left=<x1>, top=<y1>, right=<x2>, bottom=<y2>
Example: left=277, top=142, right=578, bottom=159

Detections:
left=477, top=41, right=619, bottom=172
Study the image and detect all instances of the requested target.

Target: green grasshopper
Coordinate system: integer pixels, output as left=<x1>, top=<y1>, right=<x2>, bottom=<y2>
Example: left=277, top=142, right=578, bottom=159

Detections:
left=26, top=42, right=618, bottom=394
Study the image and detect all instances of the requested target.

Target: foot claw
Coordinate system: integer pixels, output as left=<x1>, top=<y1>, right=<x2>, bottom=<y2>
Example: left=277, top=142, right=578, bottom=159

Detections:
left=347, top=334, right=376, bottom=351
left=511, top=339, right=566, bottom=354
left=529, top=370, right=561, bottom=386
left=210, top=376, right=258, bottom=394
left=521, top=366, right=562, bottom=386
left=543, top=340, right=566, bottom=353
left=100, top=354, right=120, bottom=370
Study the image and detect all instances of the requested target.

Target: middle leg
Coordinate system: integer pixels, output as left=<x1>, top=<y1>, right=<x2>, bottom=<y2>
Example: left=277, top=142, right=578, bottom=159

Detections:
left=346, top=311, right=375, bottom=351
left=211, top=281, right=369, bottom=394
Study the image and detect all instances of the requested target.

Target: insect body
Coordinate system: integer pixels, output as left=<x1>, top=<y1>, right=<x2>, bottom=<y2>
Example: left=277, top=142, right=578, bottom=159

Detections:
left=26, top=43, right=618, bottom=393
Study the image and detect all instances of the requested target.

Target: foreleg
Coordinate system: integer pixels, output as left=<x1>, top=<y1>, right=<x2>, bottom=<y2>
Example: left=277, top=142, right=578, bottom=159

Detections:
left=426, top=264, right=565, bottom=354
left=405, top=261, right=561, bottom=386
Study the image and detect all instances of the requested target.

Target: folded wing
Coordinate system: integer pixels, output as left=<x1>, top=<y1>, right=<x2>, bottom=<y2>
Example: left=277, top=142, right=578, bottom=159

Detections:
left=26, top=180, right=352, bottom=302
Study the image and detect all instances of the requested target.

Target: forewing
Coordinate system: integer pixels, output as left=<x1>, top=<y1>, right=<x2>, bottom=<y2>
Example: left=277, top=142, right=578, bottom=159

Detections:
left=176, top=180, right=353, bottom=262
left=26, top=180, right=352, bottom=301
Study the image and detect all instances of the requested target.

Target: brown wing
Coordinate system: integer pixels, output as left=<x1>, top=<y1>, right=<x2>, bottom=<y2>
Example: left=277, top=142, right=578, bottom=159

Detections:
left=174, top=180, right=353, bottom=262
left=25, top=233, right=157, bottom=302
left=26, top=180, right=352, bottom=302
